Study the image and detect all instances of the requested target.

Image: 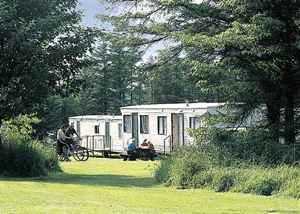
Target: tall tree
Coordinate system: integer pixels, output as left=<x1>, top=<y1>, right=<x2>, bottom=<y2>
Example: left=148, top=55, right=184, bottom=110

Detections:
left=77, top=37, right=143, bottom=115
left=140, top=55, right=200, bottom=104
left=0, top=0, right=97, bottom=127
left=30, top=94, right=82, bottom=139
left=97, top=0, right=300, bottom=144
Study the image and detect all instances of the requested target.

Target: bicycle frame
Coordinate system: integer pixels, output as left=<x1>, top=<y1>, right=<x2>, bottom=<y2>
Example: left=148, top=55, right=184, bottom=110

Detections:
left=54, top=138, right=89, bottom=161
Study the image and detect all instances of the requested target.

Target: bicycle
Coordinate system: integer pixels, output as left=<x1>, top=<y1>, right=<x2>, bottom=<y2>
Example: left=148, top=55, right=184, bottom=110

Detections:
left=53, top=137, right=89, bottom=161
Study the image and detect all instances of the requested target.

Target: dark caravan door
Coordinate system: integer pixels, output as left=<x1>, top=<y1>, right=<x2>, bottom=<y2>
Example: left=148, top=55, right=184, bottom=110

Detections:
left=178, top=113, right=184, bottom=146
left=105, top=122, right=110, bottom=149
left=172, top=113, right=184, bottom=149
left=132, top=113, right=139, bottom=146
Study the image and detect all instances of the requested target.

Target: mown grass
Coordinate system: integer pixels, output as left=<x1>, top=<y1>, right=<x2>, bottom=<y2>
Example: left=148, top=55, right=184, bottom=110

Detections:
left=0, top=158, right=299, bottom=214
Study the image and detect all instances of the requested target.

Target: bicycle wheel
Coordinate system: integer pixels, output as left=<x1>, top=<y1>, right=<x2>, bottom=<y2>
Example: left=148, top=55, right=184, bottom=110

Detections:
left=73, top=145, right=89, bottom=161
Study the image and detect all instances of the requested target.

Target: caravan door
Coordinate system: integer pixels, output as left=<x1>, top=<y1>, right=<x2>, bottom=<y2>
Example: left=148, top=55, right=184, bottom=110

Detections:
left=132, top=113, right=139, bottom=145
left=105, top=122, right=110, bottom=149
left=171, top=113, right=184, bottom=149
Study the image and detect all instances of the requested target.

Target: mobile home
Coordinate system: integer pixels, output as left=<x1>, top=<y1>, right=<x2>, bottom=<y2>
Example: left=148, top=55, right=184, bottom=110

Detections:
left=68, top=115, right=124, bottom=156
left=120, top=102, right=222, bottom=154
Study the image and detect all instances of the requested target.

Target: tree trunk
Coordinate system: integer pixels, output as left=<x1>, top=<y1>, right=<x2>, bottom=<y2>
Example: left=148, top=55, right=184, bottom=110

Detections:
left=283, top=66, right=295, bottom=145
left=266, top=101, right=281, bottom=142
left=0, top=115, right=3, bottom=147
left=282, top=1, right=296, bottom=145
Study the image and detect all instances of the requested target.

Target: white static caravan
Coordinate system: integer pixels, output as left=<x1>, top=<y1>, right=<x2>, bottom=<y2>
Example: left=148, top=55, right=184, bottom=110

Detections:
left=68, top=115, right=124, bottom=155
left=120, top=102, right=222, bottom=154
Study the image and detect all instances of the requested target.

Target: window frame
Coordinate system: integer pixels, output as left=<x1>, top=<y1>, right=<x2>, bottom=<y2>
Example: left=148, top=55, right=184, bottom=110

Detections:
left=118, top=123, right=123, bottom=138
left=158, top=116, right=167, bottom=135
left=190, top=117, right=201, bottom=129
left=123, top=115, right=131, bottom=133
left=76, top=121, right=80, bottom=135
left=140, top=115, right=149, bottom=134
left=94, top=125, right=100, bottom=134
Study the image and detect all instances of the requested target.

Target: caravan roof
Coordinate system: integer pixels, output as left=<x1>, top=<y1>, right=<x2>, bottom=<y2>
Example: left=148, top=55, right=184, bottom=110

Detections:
left=69, top=115, right=122, bottom=120
left=120, top=103, right=222, bottom=110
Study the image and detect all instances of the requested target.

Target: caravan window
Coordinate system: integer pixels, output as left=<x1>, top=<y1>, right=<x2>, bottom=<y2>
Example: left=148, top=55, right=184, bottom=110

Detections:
left=158, top=116, right=167, bottom=135
left=123, top=115, right=131, bottom=133
left=140, top=115, right=149, bottom=134
left=118, top=123, right=123, bottom=138
left=94, top=125, right=99, bottom=134
left=190, top=117, right=200, bottom=129
left=76, top=121, right=80, bottom=134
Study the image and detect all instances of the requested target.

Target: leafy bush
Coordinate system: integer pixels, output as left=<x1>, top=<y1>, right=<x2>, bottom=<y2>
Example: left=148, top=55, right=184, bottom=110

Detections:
left=0, top=114, right=61, bottom=177
left=190, top=126, right=298, bottom=165
left=154, top=110, right=300, bottom=198
left=154, top=145, right=235, bottom=188
left=154, top=146, right=300, bottom=199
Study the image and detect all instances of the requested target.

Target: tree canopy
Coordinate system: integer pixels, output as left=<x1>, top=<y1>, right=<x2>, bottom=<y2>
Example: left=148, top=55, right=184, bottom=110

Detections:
left=0, top=0, right=97, bottom=126
left=77, top=36, right=143, bottom=115
left=96, top=0, right=300, bottom=144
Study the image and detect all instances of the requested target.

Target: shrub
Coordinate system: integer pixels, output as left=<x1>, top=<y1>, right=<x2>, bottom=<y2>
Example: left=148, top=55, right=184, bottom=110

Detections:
left=154, top=145, right=234, bottom=188
left=154, top=155, right=173, bottom=184
left=155, top=121, right=300, bottom=198
left=0, top=114, right=61, bottom=177
left=190, top=125, right=299, bottom=165
left=211, top=168, right=236, bottom=192
left=231, top=166, right=280, bottom=196
left=154, top=146, right=300, bottom=199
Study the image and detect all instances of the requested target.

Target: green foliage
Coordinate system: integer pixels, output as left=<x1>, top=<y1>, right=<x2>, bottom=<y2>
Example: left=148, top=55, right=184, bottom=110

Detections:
left=154, top=146, right=300, bottom=199
left=0, top=0, right=97, bottom=125
left=77, top=38, right=144, bottom=115
left=141, top=55, right=205, bottom=104
left=191, top=124, right=299, bottom=165
left=154, top=110, right=300, bottom=198
left=31, top=94, right=82, bottom=139
left=0, top=140, right=61, bottom=177
left=154, top=146, right=234, bottom=188
left=1, top=113, right=40, bottom=142
left=0, top=114, right=61, bottom=177
left=97, top=0, right=300, bottom=144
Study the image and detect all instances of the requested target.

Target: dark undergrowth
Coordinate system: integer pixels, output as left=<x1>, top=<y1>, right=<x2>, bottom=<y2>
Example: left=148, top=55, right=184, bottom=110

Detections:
left=0, top=114, right=62, bottom=177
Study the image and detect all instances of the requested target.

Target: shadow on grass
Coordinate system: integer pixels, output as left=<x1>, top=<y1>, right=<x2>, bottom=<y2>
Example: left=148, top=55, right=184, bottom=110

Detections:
left=0, top=173, right=158, bottom=188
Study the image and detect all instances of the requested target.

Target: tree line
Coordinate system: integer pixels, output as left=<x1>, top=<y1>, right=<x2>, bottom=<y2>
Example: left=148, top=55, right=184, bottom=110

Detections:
left=2, top=0, right=300, bottom=148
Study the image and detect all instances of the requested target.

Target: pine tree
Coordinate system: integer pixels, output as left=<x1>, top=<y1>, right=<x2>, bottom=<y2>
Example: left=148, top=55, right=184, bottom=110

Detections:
left=97, top=0, right=300, bottom=144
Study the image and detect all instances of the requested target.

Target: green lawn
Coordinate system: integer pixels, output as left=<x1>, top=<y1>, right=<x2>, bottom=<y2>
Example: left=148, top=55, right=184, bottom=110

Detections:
left=0, top=158, right=299, bottom=213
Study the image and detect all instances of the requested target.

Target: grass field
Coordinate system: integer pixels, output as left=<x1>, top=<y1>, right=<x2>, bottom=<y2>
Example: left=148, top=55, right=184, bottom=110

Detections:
left=0, top=158, right=299, bottom=214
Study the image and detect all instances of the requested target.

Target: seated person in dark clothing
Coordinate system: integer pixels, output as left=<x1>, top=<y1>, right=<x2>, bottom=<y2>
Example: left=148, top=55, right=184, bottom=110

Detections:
left=65, top=123, right=81, bottom=148
left=147, top=141, right=155, bottom=152
left=147, top=140, right=157, bottom=161
left=126, top=138, right=139, bottom=160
